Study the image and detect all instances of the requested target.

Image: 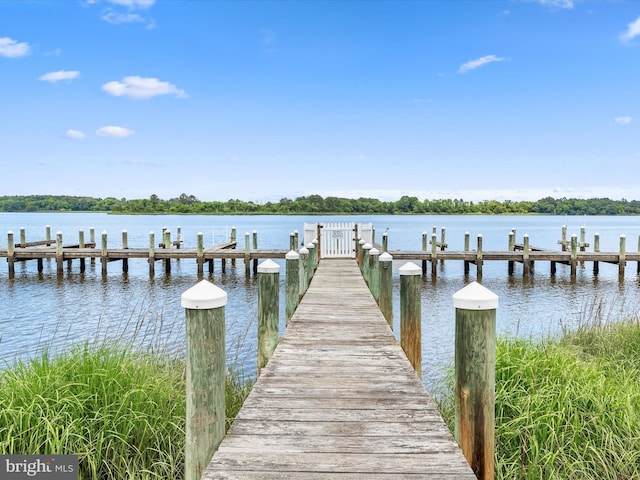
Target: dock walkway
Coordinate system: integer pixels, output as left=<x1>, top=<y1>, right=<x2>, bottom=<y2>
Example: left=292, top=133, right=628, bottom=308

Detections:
left=202, top=259, right=475, bottom=479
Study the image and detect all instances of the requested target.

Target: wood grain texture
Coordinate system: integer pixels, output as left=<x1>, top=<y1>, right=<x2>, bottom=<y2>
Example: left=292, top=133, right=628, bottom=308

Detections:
left=202, top=259, right=476, bottom=479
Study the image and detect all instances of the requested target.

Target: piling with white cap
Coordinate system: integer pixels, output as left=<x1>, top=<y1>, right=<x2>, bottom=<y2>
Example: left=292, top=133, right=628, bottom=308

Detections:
left=399, top=262, right=422, bottom=378
left=258, top=259, right=280, bottom=375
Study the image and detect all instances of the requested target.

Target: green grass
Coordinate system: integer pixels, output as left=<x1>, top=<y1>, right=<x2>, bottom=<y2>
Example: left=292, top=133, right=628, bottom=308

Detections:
left=0, top=343, right=254, bottom=479
left=436, top=319, right=640, bottom=480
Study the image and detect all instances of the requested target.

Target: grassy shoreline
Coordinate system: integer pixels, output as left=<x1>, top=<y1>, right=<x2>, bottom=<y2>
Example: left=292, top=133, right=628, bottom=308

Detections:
left=437, top=318, right=640, bottom=480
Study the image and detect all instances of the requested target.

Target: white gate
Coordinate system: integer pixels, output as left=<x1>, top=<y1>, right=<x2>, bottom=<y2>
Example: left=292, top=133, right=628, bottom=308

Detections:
left=320, top=222, right=356, bottom=258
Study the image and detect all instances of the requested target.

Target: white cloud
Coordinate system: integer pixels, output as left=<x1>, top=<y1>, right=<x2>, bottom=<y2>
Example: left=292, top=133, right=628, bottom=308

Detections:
left=533, top=0, right=575, bottom=9
left=102, top=10, right=145, bottom=24
left=620, top=16, right=640, bottom=42
left=614, top=116, right=632, bottom=125
left=458, top=55, right=507, bottom=74
left=96, top=126, right=134, bottom=137
left=107, top=0, right=155, bottom=9
left=65, top=129, right=87, bottom=139
left=39, top=70, right=81, bottom=83
left=0, top=37, right=31, bottom=58
left=102, top=76, right=187, bottom=99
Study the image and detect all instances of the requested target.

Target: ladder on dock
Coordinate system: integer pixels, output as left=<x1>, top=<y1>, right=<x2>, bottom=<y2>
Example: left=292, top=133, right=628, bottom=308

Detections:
left=202, top=259, right=475, bottom=479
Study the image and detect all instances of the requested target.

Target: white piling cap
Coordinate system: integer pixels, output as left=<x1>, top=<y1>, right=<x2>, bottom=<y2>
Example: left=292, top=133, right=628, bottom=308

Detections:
left=258, top=259, right=280, bottom=273
left=300, top=246, right=309, bottom=254
left=306, top=242, right=315, bottom=249
left=181, top=280, right=227, bottom=309
left=399, top=262, right=421, bottom=276
left=379, top=252, right=393, bottom=262
left=369, top=248, right=380, bottom=256
left=363, top=243, right=372, bottom=250
left=452, top=282, right=498, bottom=310
left=285, top=250, right=300, bottom=260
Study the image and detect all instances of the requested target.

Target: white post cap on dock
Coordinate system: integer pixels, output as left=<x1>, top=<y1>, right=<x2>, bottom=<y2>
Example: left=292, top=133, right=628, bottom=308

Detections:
left=369, top=248, right=380, bottom=255
left=285, top=250, right=300, bottom=260
left=300, top=246, right=309, bottom=254
left=452, top=281, right=498, bottom=310
left=399, top=262, right=421, bottom=275
left=363, top=243, right=372, bottom=249
left=257, top=259, right=280, bottom=273
left=379, top=252, right=393, bottom=262
left=181, top=280, right=227, bottom=310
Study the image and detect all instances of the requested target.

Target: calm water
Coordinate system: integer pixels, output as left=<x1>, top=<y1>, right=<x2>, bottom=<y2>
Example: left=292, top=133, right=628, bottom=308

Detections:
left=2, top=213, right=640, bottom=391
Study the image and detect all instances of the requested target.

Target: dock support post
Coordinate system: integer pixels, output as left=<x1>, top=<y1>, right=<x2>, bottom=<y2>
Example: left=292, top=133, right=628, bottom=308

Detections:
left=637, top=235, right=640, bottom=275
left=593, top=233, right=600, bottom=275
left=312, top=239, right=319, bottom=268
left=101, top=231, right=108, bottom=275
left=182, top=280, right=226, bottom=480
left=464, top=231, right=471, bottom=275
left=286, top=250, right=300, bottom=326
left=252, top=230, right=258, bottom=274
left=382, top=232, right=388, bottom=253
left=122, top=230, right=129, bottom=273
left=197, top=232, right=204, bottom=277
left=79, top=230, right=86, bottom=273
left=244, top=232, right=251, bottom=277
left=358, top=238, right=365, bottom=269
left=299, top=246, right=309, bottom=295
left=431, top=233, right=437, bottom=277
left=290, top=232, right=296, bottom=251
left=400, top=262, right=422, bottom=379
left=230, top=227, right=237, bottom=267
left=507, top=230, right=515, bottom=275
left=619, top=234, right=626, bottom=278
left=56, top=231, right=64, bottom=275
left=45, top=225, right=51, bottom=246
left=20, top=227, right=26, bottom=248
left=570, top=234, right=577, bottom=278
left=90, top=228, right=96, bottom=266
left=368, top=248, right=380, bottom=302
left=258, top=260, right=280, bottom=376
left=421, top=231, right=428, bottom=275
left=7, top=231, right=15, bottom=278
left=452, top=282, right=497, bottom=480
left=476, top=234, right=483, bottom=279
left=379, top=252, right=393, bottom=329
left=560, top=225, right=568, bottom=251
left=163, top=230, right=171, bottom=274
left=149, top=232, right=155, bottom=277
left=522, top=234, right=531, bottom=277
left=306, top=243, right=316, bottom=285
left=362, top=243, right=372, bottom=285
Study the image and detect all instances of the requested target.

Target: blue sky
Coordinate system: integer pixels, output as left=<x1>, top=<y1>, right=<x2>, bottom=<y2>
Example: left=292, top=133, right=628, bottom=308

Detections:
left=1, top=0, right=639, bottom=203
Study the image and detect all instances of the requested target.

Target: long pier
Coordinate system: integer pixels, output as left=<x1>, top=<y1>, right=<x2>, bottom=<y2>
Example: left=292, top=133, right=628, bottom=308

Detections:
left=201, top=259, right=476, bottom=479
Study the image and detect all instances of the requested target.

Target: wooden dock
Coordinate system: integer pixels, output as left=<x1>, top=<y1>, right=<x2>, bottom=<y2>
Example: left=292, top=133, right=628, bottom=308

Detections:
left=202, top=258, right=475, bottom=479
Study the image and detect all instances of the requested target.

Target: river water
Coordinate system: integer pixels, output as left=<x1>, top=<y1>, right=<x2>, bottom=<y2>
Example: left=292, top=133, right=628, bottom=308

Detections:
left=2, top=213, right=640, bottom=391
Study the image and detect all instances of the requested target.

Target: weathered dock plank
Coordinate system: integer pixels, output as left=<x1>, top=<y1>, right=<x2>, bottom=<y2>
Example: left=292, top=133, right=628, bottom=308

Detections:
left=202, top=259, right=475, bottom=479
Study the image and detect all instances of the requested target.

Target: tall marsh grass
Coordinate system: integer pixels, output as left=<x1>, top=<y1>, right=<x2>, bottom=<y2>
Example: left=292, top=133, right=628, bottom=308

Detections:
left=437, top=316, right=640, bottom=479
left=0, top=322, right=254, bottom=479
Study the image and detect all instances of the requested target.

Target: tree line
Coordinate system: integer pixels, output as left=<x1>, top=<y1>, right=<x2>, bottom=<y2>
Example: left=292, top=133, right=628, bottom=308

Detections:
left=1, top=194, right=639, bottom=215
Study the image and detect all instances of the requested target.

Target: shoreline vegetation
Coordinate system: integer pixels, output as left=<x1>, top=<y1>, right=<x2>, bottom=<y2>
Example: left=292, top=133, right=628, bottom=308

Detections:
left=1, top=317, right=638, bottom=478
left=2, top=194, right=640, bottom=215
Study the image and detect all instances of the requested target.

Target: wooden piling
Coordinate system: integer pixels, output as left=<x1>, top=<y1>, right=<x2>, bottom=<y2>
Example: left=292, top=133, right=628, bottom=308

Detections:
left=422, top=231, right=428, bottom=275
left=90, top=228, right=96, bottom=266
left=507, top=230, right=515, bottom=275
left=299, top=246, right=309, bottom=295
left=45, top=225, right=51, bottom=246
left=252, top=230, right=258, bottom=274
left=182, top=280, right=227, bottom=480
left=382, top=232, right=388, bottom=253
left=362, top=243, right=372, bottom=285
left=122, top=230, right=129, bottom=273
left=101, top=231, right=108, bottom=275
left=258, top=259, right=280, bottom=375
left=7, top=231, right=14, bottom=277
left=20, top=227, right=26, bottom=248
left=476, top=234, right=483, bottom=279
left=285, top=250, right=300, bottom=325
left=452, top=281, right=497, bottom=480
left=245, top=232, right=251, bottom=277
left=464, top=231, right=471, bottom=275
left=431, top=233, right=437, bottom=277
left=400, top=262, right=422, bottom=379
left=289, top=232, right=296, bottom=251
left=593, top=233, right=600, bottom=275
left=379, top=252, right=393, bottom=329
left=197, top=232, right=204, bottom=276
left=522, top=234, right=531, bottom=276
left=149, top=232, right=155, bottom=276
left=164, top=230, right=171, bottom=273
left=56, top=231, right=64, bottom=274
left=619, top=234, right=626, bottom=278
left=79, top=229, right=86, bottom=273
left=230, top=227, right=237, bottom=267
left=570, top=234, right=577, bottom=278
left=368, top=247, right=380, bottom=302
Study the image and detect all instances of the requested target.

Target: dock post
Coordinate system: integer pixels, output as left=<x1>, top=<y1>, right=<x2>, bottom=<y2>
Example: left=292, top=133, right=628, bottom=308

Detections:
left=7, top=231, right=14, bottom=278
left=421, top=231, right=428, bottom=275
left=619, top=234, right=626, bottom=278
left=430, top=233, right=437, bottom=277
left=637, top=235, right=640, bottom=275
left=560, top=225, right=568, bottom=251
left=149, top=232, right=155, bottom=277
left=252, top=230, right=258, bottom=274
left=230, top=226, right=237, bottom=267
left=182, top=280, right=227, bottom=480
left=56, top=231, right=64, bottom=274
left=122, top=230, right=129, bottom=273
left=79, top=229, right=86, bottom=273
left=289, top=232, right=296, bottom=251
left=101, top=231, right=108, bottom=275
left=570, top=234, right=577, bottom=278
left=593, top=233, right=600, bottom=275
left=452, top=282, right=497, bottom=480
left=362, top=243, right=372, bottom=285
left=522, top=234, right=531, bottom=277
left=90, top=228, right=96, bottom=266
left=464, top=231, right=471, bottom=275
left=476, top=234, right=483, bottom=279
left=507, top=230, right=514, bottom=275
left=163, top=230, right=171, bottom=274
left=400, top=262, right=422, bottom=378
left=197, top=232, right=204, bottom=277
left=20, top=227, right=26, bottom=248
left=285, top=250, right=300, bottom=325
left=294, top=230, right=299, bottom=250
left=358, top=238, right=365, bottom=270
left=45, top=225, right=51, bottom=246
left=382, top=231, right=388, bottom=253
left=299, top=246, right=309, bottom=295
left=306, top=243, right=316, bottom=285
left=258, top=259, right=280, bottom=376
left=244, top=232, right=251, bottom=277
left=312, top=239, right=319, bottom=268
left=369, top=248, right=380, bottom=302
left=379, top=252, right=393, bottom=329
left=176, top=226, right=182, bottom=249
